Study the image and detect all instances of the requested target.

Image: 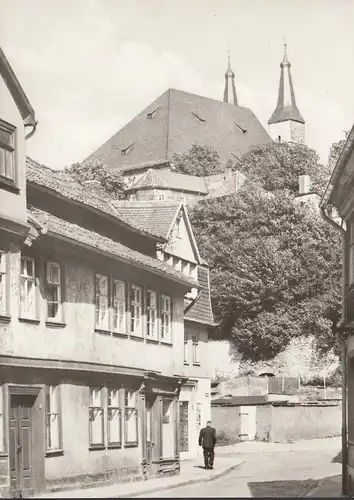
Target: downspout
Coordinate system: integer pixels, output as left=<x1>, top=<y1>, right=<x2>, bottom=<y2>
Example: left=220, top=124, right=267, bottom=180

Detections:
left=320, top=204, right=348, bottom=496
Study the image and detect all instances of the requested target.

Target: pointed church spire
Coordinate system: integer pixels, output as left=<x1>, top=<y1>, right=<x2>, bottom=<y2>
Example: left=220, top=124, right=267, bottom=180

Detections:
left=268, top=43, right=305, bottom=144
left=223, top=47, right=238, bottom=105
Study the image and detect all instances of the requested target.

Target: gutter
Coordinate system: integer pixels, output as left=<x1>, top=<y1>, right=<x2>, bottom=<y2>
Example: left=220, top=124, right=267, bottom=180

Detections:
left=25, top=121, right=38, bottom=140
left=320, top=204, right=348, bottom=496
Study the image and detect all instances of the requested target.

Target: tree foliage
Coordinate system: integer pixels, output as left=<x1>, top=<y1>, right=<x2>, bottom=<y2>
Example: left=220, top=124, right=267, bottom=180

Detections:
left=174, top=140, right=344, bottom=363
left=65, top=159, right=125, bottom=198
left=172, top=144, right=227, bottom=177
left=238, top=141, right=332, bottom=196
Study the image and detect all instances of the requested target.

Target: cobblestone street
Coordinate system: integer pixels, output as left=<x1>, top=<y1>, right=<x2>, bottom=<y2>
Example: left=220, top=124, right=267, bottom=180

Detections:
left=138, top=447, right=342, bottom=497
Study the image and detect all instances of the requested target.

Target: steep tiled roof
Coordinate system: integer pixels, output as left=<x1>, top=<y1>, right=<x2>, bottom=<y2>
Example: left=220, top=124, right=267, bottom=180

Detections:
left=28, top=206, right=197, bottom=288
left=112, top=200, right=180, bottom=239
left=86, top=88, right=271, bottom=171
left=26, top=157, right=164, bottom=240
left=185, top=266, right=214, bottom=326
left=126, top=168, right=208, bottom=195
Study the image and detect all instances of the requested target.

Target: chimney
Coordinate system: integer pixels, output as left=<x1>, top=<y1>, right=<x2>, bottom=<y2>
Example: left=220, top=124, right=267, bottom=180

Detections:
left=299, top=175, right=311, bottom=195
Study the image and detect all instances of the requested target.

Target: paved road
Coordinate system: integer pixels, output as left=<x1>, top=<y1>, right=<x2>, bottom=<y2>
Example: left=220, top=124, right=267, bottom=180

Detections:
left=137, top=448, right=342, bottom=497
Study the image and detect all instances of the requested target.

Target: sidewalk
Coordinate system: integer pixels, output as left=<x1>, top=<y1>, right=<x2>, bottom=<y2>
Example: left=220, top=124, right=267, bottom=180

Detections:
left=216, top=436, right=341, bottom=456
left=35, top=455, right=244, bottom=499
left=306, top=474, right=344, bottom=497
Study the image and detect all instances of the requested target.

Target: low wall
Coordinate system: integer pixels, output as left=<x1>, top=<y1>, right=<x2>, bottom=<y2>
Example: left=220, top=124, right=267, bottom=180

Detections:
left=212, top=402, right=341, bottom=445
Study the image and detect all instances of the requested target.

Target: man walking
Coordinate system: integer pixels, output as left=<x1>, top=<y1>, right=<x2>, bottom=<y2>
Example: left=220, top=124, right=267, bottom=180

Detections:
left=198, top=420, right=217, bottom=469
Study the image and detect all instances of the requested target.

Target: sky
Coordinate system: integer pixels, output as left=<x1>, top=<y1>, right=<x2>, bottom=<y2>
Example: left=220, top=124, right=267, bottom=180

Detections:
left=1, top=0, right=354, bottom=169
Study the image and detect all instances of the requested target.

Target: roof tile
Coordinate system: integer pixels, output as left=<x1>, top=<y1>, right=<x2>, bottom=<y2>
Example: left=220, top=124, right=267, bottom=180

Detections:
left=28, top=206, right=197, bottom=287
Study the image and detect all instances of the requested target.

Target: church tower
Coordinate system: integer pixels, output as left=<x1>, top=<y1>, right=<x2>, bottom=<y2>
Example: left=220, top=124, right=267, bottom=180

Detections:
left=223, top=49, right=238, bottom=105
left=268, top=44, right=305, bottom=144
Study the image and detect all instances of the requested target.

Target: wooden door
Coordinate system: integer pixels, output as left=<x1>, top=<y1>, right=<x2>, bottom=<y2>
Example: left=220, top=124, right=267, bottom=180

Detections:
left=179, top=401, right=189, bottom=452
left=10, top=395, right=35, bottom=498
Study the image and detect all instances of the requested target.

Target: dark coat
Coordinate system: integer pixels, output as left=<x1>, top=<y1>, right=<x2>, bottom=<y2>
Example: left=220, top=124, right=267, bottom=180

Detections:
left=199, top=426, right=216, bottom=448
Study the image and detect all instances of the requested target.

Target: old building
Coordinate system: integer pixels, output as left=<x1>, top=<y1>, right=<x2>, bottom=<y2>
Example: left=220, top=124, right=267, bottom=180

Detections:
left=268, top=44, right=305, bottom=144
left=112, top=200, right=215, bottom=459
left=125, top=167, right=246, bottom=205
left=321, top=124, right=354, bottom=495
left=85, top=83, right=271, bottom=179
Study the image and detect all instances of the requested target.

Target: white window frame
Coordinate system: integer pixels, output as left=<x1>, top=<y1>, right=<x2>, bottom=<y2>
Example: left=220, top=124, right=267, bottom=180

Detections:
left=349, top=222, right=354, bottom=285
left=112, top=280, right=126, bottom=334
left=45, top=385, right=62, bottom=451
left=124, top=390, right=138, bottom=446
left=130, top=285, right=142, bottom=336
left=161, top=295, right=172, bottom=342
left=89, top=387, right=104, bottom=448
left=107, top=388, right=122, bottom=447
left=0, top=120, right=16, bottom=182
left=146, top=290, right=157, bottom=338
left=192, top=334, right=200, bottom=364
left=0, top=251, right=7, bottom=315
left=46, top=262, right=62, bottom=322
left=95, top=274, right=109, bottom=330
left=20, top=256, right=36, bottom=319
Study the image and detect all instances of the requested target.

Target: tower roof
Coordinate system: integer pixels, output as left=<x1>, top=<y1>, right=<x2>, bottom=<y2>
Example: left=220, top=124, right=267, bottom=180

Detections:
left=223, top=48, right=238, bottom=105
left=268, top=44, right=305, bottom=125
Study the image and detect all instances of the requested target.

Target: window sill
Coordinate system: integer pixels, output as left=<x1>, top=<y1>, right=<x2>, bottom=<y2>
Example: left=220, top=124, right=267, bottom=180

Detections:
left=107, top=444, right=122, bottom=449
left=19, top=317, right=40, bottom=325
left=89, top=445, right=105, bottom=451
left=0, top=453, right=8, bottom=458
left=146, top=337, right=159, bottom=344
left=124, top=442, right=138, bottom=448
left=0, top=175, right=19, bottom=194
left=184, top=362, right=189, bottom=366
left=0, top=314, right=11, bottom=324
left=192, top=362, right=201, bottom=367
left=95, top=328, right=111, bottom=335
left=45, top=321, right=66, bottom=329
left=130, top=334, right=144, bottom=342
left=112, top=331, right=128, bottom=339
left=45, top=449, right=64, bottom=457
left=160, top=340, right=173, bottom=347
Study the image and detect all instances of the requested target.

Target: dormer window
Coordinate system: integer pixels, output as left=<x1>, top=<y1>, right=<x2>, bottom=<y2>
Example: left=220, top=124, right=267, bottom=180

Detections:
left=0, top=120, right=16, bottom=183
left=121, top=143, right=134, bottom=155
left=191, top=112, right=206, bottom=123
left=146, top=106, right=161, bottom=119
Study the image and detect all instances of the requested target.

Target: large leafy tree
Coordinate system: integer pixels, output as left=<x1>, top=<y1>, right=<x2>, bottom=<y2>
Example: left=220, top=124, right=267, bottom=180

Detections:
left=171, top=141, right=343, bottom=363
left=190, top=183, right=341, bottom=362
left=172, top=144, right=227, bottom=176
left=65, top=159, right=125, bottom=198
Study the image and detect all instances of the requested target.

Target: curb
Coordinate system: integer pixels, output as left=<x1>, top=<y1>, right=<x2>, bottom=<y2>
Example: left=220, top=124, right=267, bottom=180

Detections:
left=116, top=460, right=245, bottom=498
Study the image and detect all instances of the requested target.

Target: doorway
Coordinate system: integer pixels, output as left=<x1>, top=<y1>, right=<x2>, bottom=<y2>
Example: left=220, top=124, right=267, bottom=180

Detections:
left=9, top=387, right=44, bottom=498
left=145, top=395, right=155, bottom=468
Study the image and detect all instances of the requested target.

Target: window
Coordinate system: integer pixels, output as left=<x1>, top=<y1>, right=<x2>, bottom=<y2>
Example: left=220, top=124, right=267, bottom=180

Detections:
left=108, top=389, right=122, bottom=447
left=113, top=280, right=126, bottom=333
left=0, top=251, right=7, bottom=315
left=95, top=274, right=109, bottom=330
left=46, top=262, right=62, bottom=321
left=20, top=256, right=36, bottom=318
left=349, top=222, right=354, bottom=285
left=0, top=120, right=15, bottom=181
left=124, top=390, right=138, bottom=446
left=0, top=386, right=4, bottom=453
left=45, top=385, right=61, bottom=451
left=162, top=398, right=174, bottom=458
left=147, top=290, right=157, bottom=338
left=184, top=332, right=189, bottom=364
left=89, top=388, right=104, bottom=447
left=130, top=285, right=142, bottom=335
left=158, top=193, right=165, bottom=201
left=161, top=295, right=171, bottom=342
left=192, top=335, right=200, bottom=364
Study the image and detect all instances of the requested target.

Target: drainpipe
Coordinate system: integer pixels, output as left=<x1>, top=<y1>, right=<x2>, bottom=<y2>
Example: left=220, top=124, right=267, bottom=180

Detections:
left=320, top=204, right=348, bottom=496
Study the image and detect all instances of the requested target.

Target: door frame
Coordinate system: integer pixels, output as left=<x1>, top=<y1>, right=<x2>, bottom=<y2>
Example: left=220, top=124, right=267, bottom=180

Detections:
left=8, top=384, right=45, bottom=497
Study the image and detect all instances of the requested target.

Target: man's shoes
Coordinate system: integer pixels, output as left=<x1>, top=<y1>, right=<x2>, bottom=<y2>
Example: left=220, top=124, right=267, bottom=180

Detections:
left=210, top=466, right=214, bottom=470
